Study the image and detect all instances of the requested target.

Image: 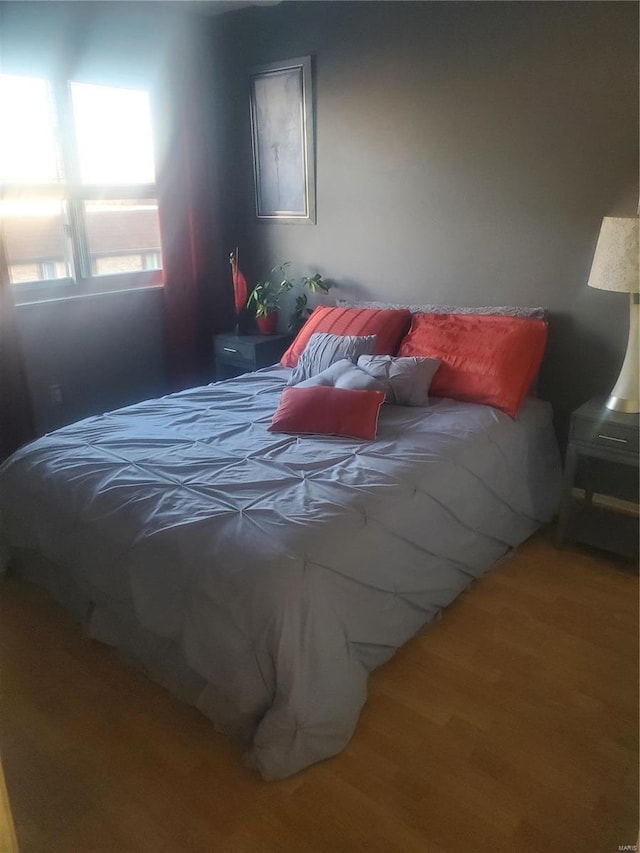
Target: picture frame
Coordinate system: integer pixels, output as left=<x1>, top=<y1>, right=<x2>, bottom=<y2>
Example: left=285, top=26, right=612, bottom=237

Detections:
left=249, top=56, right=316, bottom=224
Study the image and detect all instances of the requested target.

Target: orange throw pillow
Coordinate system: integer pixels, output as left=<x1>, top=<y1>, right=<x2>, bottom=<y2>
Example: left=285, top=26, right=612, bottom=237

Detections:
left=280, top=306, right=411, bottom=368
left=269, top=386, right=385, bottom=440
left=397, top=313, right=548, bottom=417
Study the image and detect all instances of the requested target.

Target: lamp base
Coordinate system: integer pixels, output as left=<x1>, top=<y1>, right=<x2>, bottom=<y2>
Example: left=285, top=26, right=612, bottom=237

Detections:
left=605, top=292, right=639, bottom=414
left=605, top=394, right=640, bottom=414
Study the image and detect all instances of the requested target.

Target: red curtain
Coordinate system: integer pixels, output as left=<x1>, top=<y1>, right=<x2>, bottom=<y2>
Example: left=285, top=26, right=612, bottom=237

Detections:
left=155, top=20, right=232, bottom=392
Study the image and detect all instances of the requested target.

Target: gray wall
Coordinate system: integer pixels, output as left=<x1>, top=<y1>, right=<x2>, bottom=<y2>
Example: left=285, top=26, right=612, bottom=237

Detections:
left=15, top=288, right=167, bottom=434
left=220, top=1, right=639, bottom=443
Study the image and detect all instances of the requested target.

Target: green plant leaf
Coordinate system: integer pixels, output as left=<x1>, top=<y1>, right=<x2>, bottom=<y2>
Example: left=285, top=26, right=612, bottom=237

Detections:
left=248, top=261, right=328, bottom=324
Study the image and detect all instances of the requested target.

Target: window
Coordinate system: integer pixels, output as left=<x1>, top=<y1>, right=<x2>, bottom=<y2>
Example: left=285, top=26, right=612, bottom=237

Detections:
left=0, top=74, right=162, bottom=298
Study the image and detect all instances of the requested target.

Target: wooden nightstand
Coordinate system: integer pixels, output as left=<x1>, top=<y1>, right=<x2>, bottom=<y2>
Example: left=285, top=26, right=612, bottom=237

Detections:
left=213, top=333, right=293, bottom=380
left=555, top=398, right=639, bottom=559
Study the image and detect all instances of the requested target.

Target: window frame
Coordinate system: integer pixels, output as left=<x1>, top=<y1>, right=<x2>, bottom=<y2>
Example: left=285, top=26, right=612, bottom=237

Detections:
left=1, top=73, right=164, bottom=305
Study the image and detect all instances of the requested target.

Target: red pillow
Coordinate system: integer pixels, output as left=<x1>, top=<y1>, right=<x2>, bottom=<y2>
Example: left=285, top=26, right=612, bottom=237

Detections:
left=269, top=386, right=385, bottom=440
left=397, top=313, right=548, bottom=417
left=280, top=306, right=411, bottom=368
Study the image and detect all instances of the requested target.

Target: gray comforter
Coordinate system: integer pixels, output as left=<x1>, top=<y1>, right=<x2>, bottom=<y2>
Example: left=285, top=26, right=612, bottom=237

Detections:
left=0, top=367, right=561, bottom=778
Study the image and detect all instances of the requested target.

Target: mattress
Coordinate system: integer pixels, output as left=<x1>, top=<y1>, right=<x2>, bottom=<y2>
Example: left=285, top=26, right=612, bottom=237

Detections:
left=0, top=366, right=561, bottom=779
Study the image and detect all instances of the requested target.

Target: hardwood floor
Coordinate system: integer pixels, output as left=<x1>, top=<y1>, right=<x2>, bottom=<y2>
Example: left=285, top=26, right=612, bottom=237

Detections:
left=0, top=756, right=18, bottom=853
left=0, top=528, right=637, bottom=853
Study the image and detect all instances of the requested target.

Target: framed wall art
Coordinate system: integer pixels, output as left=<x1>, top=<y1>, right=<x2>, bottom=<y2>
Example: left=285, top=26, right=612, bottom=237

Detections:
left=249, top=56, right=316, bottom=224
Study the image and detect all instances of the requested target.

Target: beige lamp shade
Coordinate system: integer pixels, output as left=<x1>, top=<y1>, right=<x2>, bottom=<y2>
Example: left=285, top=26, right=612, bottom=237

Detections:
left=586, top=215, right=640, bottom=412
left=587, top=216, right=639, bottom=293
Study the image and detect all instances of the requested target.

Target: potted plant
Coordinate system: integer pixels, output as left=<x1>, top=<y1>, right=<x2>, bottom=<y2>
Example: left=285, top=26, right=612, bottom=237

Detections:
left=247, top=263, right=331, bottom=335
left=288, top=272, right=331, bottom=333
left=247, top=262, right=294, bottom=335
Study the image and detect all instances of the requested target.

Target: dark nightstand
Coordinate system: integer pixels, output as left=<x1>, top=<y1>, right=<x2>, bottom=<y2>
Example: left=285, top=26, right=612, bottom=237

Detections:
left=213, top=333, right=293, bottom=380
left=555, top=398, right=639, bottom=559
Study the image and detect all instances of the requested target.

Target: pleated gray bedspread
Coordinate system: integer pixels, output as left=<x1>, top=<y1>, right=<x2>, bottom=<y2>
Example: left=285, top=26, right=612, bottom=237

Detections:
left=0, top=366, right=561, bottom=779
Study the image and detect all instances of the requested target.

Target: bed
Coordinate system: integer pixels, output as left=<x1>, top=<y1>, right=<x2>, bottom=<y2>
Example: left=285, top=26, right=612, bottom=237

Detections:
left=0, top=307, right=562, bottom=780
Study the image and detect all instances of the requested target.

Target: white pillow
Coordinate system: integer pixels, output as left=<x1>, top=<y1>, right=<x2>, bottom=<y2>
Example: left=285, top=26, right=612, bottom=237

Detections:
left=295, top=359, right=386, bottom=393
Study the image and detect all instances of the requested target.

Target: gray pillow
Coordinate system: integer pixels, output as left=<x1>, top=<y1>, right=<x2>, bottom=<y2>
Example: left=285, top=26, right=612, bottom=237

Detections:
left=337, top=299, right=547, bottom=321
left=295, top=359, right=386, bottom=393
left=288, top=332, right=377, bottom=385
left=357, top=354, right=441, bottom=406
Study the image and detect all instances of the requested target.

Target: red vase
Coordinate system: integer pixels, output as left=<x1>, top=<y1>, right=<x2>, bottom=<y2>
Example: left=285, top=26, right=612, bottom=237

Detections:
left=256, top=312, right=279, bottom=335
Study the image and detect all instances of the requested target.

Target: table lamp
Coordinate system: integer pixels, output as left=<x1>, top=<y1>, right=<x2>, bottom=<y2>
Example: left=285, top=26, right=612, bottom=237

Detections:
left=587, top=215, right=640, bottom=413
